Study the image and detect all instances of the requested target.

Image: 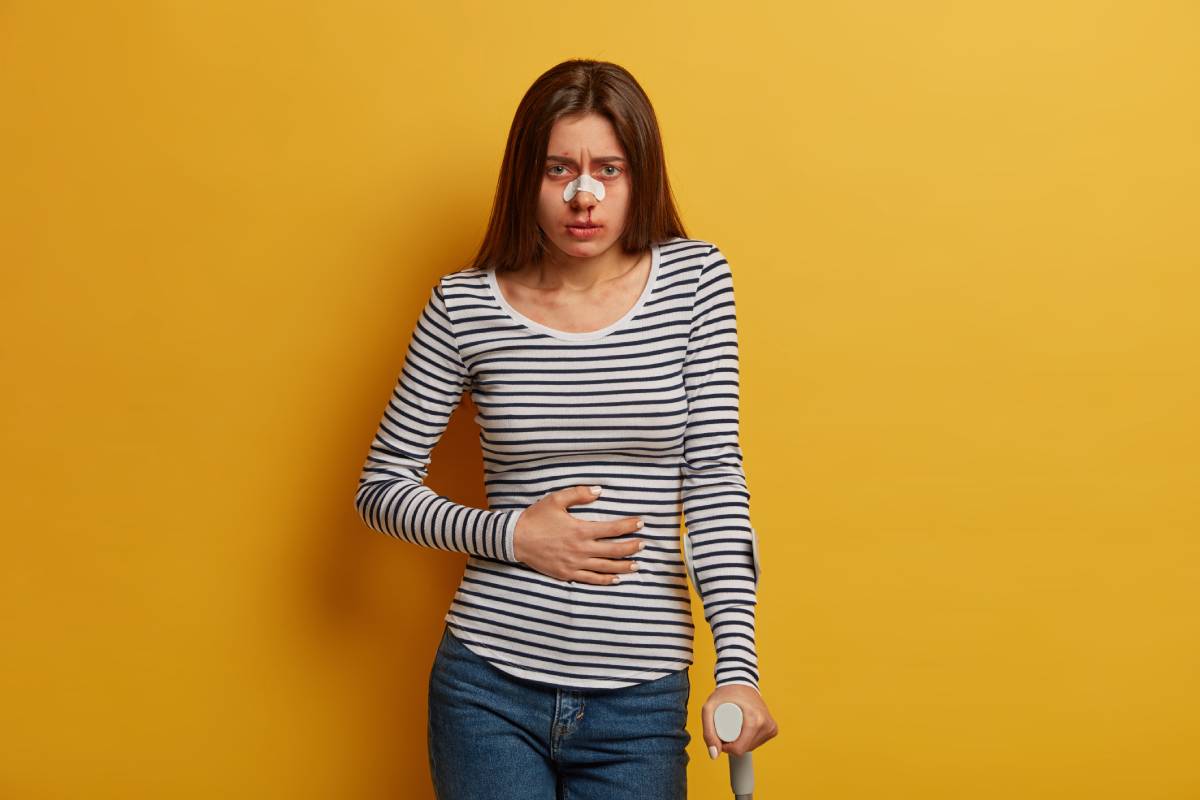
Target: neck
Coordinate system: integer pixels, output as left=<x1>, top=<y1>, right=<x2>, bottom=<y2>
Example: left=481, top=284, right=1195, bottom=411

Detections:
left=532, top=244, right=644, bottom=291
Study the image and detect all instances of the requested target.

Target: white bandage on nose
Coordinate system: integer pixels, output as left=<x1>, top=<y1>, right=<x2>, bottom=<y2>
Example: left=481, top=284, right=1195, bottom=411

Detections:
left=562, top=173, right=606, bottom=202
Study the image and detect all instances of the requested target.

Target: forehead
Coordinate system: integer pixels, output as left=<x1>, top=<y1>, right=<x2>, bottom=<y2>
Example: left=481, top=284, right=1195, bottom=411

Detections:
left=546, top=113, right=625, bottom=156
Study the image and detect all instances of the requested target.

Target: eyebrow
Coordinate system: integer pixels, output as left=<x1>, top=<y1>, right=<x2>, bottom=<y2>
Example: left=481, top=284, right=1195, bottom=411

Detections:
left=545, top=155, right=626, bottom=165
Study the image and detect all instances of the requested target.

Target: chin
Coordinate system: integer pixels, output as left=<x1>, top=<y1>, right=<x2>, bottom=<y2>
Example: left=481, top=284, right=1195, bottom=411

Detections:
left=562, top=236, right=603, bottom=247
left=554, top=232, right=613, bottom=255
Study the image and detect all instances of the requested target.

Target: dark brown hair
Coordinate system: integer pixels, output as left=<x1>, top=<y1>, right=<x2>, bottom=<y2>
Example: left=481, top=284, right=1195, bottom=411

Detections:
left=468, top=59, right=687, bottom=274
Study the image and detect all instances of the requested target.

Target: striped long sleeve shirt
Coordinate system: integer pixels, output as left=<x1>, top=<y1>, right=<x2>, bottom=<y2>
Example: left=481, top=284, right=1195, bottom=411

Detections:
left=354, top=236, right=761, bottom=692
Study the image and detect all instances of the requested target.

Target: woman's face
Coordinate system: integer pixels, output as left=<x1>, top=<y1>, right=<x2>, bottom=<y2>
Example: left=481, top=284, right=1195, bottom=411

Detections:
left=536, top=112, right=631, bottom=261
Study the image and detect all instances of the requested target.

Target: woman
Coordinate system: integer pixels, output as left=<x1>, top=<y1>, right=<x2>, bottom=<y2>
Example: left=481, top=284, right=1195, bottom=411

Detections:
left=355, top=59, right=778, bottom=799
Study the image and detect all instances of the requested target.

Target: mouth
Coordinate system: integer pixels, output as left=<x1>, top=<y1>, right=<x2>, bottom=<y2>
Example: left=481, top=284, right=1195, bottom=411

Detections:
left=565, top=222, right=603, bottom=239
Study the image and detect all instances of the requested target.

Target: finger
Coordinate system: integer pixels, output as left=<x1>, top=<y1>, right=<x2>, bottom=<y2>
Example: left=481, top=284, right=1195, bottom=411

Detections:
left=585, top=515, right=644, bottom=543
left=592, top=534, right=646, bottom=560
left=581, top=556, right=640, bottom=575
left=701, top=705, right=721, bottom=760
left=726, top=723, right=759, bottom=756
left=572, top=569, right=624, bottom=586
left=556, top=484, right=602, bottom=508
left=620, top=538, right=648, bottom=558
left=610, top=515, right=645, bottom=537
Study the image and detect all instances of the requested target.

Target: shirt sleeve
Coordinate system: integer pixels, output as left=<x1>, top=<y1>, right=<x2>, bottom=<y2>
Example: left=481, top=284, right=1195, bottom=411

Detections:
left=680, top=244, right=762, bottom=693
left=354, top=279, right=525, bottom=563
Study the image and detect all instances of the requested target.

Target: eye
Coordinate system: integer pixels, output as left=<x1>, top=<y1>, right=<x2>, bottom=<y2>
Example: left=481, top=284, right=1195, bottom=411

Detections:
left=547, top=165, right=568, bottom=176
left=600, top=165, right=622, bottom=177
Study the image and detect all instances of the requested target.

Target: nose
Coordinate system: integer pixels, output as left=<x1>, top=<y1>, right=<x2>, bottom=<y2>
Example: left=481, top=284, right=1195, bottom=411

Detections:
left=569, top=188, right=599, bottom=210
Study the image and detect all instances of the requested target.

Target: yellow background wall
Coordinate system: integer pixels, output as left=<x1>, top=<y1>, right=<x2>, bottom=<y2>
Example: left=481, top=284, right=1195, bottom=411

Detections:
left=3, top=1, right=1197, bottom=797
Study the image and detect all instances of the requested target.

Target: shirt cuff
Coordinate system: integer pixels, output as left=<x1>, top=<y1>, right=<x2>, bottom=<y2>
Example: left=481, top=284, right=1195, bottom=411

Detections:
left=502, top=506, right=526, bottom=563
left=716, top=678, right=762, bottom=696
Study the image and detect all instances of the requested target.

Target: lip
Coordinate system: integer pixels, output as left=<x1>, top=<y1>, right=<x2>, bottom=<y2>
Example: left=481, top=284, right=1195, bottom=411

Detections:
left=565, top=223, right=603, bottom=239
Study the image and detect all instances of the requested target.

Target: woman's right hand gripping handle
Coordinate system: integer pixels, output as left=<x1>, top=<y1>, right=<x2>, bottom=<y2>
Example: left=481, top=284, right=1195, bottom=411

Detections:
left=512, top=485, right=645, bottom=585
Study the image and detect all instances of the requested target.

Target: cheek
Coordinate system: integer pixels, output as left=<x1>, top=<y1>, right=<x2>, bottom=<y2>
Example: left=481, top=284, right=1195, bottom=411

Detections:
left=539, top=182, right=564, bottom=214
left=606, top=186, right=630, bottom=216
left=607, top=177, right=630, bottom=204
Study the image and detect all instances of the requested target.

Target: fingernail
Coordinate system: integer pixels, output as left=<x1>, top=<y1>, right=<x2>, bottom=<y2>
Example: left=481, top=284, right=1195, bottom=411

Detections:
left=589, top=485, right=602, bottom=495
left=636, top=520, right=644, bottom=529
left=708, top=745, right=719, bottom=760
left=638, top=542, right=646, bottom=550
left=612, top=575, right=621, bottom=584
left=629, top=561, right=640, bottom=571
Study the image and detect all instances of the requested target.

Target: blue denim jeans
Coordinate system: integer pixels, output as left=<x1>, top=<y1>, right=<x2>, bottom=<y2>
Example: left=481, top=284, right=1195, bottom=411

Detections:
left=427, top=624, right=691, bottom=800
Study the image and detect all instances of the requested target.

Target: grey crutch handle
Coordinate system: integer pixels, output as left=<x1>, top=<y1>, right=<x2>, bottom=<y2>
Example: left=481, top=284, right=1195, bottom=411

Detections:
left=715, top=701, right=754, bottom=799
